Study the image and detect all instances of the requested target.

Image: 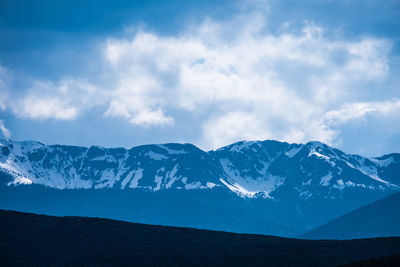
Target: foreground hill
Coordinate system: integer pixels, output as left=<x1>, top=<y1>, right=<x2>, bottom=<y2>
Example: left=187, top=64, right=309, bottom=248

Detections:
left=1, top=138, right=399, bottom=236
left=342, top=254, right=400, bottom=267
left=1, top=210, right=400, bottom=266
left=302, top=192, right=400, bottom=240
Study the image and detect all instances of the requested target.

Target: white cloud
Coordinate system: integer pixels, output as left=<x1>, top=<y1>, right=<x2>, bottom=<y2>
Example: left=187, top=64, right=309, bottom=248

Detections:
left=98, top=14, right=393, bottom=149
left=102, top=75, right=174, bottom=126
left=0, top=120, right=11, bottom=139
left=4, top=78, right=96, bottom=121
left=0, top=10, right=398, bottom=150
left=323, top=99, right=400, bottom=126
left=344, top=39, right=390, bottom=79
left=202, top=112, right=272, bottom=149
left=14, top=96, right=78, bottom=120
left=0, top=65, right=10, bottom=111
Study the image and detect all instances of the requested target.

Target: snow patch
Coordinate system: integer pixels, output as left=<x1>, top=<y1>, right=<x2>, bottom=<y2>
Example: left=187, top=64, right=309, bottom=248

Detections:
left=333, top=179, right=345, bottom=190
left=220, top=158, right=284, bottom=198
left=372, top=156, right=395, bottom=168
left=308, top=150, right=330, bottom=160
left=121, top=170, right=134, bottom=189
left=229, top=141, right=257, bottom=153
left=90, top=155, right=116, bottom=163
left=165, top=164, right=179, bottom=189
left=8, top=176, right=33, bottom=186
left=345, top=160, right=390, bottom=184
left=158, top=145, right=187, bottom=155
left=206, top=182, right=217, bottom=189
left=320, top=173, right=333, bottom=186
left=299, top=190, right=312, bottom=199
left=154, top=175, right=163, bottom=191
left=285, top=145, right=303, bottom=158
left=129, top=168, right=144, bottom=189
left=145, top=151, right=169, bottom=160
left=185, top=181, right=202, bottom=189
left=94, top=169, right=118, bottom=189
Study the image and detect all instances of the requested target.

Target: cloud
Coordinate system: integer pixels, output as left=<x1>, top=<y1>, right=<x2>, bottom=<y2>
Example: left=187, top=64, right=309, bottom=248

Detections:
left=98, top=14, right=393, bottom=148
left=0, top=9, right=398, bottom=150
left=323, top=99, right=400, bottom=126
left=14, top=96, right=78, bottom=120
left=0, top=65, right=11, bottom=111
left=1, top=77, right=96, bottom=121
left=202, top=112, right=272, bottom=149
left=102, top=75, right=174, bottom=126
left=0, top=120, right=11, bottom=139
left=105, top=101, right=174, bottom=126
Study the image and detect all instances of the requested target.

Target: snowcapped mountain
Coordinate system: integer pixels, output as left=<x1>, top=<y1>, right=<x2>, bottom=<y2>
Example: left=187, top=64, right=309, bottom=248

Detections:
left=1, top=139, right=399, bottom=196
left=1, top=138, right=399, bottom=236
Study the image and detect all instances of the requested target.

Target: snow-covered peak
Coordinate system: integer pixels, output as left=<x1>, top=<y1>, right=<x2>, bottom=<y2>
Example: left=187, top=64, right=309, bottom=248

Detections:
left=372, top=154, right=400, bottom=167
left=285, top=144, right=304, bottom=158
left=228, top=141, right=260, bottom=153
left=157, top=144, right=188, bottom=155
left=306, top=140, right=326, bottom=148
left=0, top=139, right=399, bottom=200
left=215, top=140, right=260, bottom=153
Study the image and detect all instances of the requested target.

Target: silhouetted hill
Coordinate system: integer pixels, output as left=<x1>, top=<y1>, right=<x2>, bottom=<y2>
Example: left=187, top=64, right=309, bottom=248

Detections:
left=1, top=210, right=400, bottom=266
left=302, top=192, right=400, bottom=240
left=341, top=253, right=400, bottom=266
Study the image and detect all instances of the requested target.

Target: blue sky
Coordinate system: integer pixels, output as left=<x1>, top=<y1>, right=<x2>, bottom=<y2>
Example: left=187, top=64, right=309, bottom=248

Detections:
left=0, top=0, right=399, bottom=156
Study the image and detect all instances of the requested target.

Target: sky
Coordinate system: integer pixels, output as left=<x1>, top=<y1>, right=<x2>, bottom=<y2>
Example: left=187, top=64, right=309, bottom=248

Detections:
left=0, top=0, right=399, bottom=156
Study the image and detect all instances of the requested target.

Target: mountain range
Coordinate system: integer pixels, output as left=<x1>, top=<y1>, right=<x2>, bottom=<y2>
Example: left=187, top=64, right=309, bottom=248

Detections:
left=1, top=138, right=399, bottom=237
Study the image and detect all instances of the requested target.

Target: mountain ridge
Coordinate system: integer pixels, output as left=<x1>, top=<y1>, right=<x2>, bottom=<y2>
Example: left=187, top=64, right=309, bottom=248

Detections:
left=1, top=138, right=399, bottom=193
left=1, top=138, right=399, bottom=236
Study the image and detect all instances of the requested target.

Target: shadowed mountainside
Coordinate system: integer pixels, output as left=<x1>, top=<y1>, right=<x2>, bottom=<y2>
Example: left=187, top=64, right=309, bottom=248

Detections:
left=302, top=192, right=400, bottom=240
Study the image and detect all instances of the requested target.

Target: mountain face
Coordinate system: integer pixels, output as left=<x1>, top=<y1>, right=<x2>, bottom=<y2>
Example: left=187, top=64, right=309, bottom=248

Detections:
left=1, top=138, right=399, bottom=236
left=302, top=192, right=400, bottom=240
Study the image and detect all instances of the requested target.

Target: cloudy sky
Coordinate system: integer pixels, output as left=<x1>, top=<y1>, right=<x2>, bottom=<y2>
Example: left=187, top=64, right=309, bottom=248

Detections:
left=0, top=0, right=399, bottom=156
